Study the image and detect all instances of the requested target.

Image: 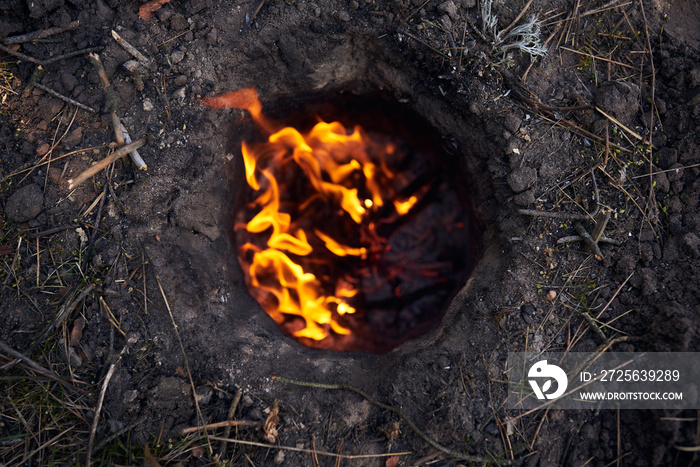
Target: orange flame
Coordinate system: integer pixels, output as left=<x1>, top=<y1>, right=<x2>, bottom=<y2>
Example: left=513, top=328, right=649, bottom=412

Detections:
left=204, top=88, right=426, bottom=343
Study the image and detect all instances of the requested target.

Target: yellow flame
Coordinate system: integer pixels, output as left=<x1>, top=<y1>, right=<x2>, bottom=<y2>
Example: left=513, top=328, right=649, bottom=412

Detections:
left=239, top=115, right=420, bottom=342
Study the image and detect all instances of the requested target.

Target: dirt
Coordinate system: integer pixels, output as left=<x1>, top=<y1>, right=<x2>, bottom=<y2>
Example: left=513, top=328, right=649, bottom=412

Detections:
left=0, top=0, right=699, bottom=465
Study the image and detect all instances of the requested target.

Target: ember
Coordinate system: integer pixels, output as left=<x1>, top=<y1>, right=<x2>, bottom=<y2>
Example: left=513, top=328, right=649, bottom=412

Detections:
left=204, top=89, right=477, bottom=352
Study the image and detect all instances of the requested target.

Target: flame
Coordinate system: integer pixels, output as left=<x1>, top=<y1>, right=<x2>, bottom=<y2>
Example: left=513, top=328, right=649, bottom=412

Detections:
left=204, top=88, right=427, bottom=344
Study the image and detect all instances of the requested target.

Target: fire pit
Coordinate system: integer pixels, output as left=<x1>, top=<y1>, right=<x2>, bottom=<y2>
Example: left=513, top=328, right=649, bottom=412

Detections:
left=205, top=89, right=482, bottom=352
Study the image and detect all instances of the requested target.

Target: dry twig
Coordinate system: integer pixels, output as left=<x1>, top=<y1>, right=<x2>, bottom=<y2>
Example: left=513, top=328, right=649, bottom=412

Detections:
left=111, top=30, right=151, bottom=66
left=67, top=138, right=145, bottom=189
left=3, top=20, right=80, bottom=44
left=33, top=82, right=95, bottom=113
left=86, top=346, right=127, bottom=466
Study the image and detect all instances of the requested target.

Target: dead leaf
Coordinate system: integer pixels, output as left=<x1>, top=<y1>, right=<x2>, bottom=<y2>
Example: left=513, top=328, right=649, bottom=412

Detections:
left=69, top=317, right=85, bottom=346
left=138, top=0, right=171, bottom=21
left=175, top=366, right=186, bottom=378
left=191, top=445, right=204, bottom=458
left=262, top=400, right=279, bottom=443
left=385, top=456, right=400, bottom=467
left=0, top=245, right=12, bottom=255
left=144, top=445, right=163, bottom=467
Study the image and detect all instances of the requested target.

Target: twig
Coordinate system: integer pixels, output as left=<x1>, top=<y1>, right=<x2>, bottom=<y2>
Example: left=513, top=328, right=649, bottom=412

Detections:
left=248, top=0, right=266, bottom=25
left=24, top=284, right=96, bottom=358
left=99, top=296, right=127, bottom=338
left=3, top=20, right=80, bottom=45
left=574, top=223, right=603, bottom=259
left=500, top=0, right=535, bottom=38
left=93, top=415, right=146, bottom=452
left=219, top=390, right=243, bottom=456
left=42, top=46, right=103, bottom=65
left=589, top=209, right=611, bottom=244
left=86, top=346, right=127, bottom=466
left=111, top=30, right=151, bottom=66
left=67, top=138, right=145, bottom=189
left=402, top=30, right=453, bottom=60
left=0, top=43, right=42, bottom=64
left=0, top=145, right=105, bottom=183
left=120, top=122, right=147, bottom=170
left=580, top=309, right=609, bottom=343
left=182, top=419, right=261, bottom=434
left=208, top=437, right=410, bottom=460
left=518, top=208, right=589, bottom=220
left=595, top=106, right=646, bottom=143
left=1, top=44, right=105, bottom=67
left=272, top=376, right=516, bottom=465
left=33, top=82, right=95, bottom=113
left=88, top=53, right=121, bottom=145
left=557, top=235, right=621, bottom=246
left=29, top=224, right=80, bottom=238
left=22, top=65, right=45, bottom=97
left=1, top=237, right=21, bottom=293
left=0, top=339, right=88, bottom=394
left=152, top=262, right=212, bottom=455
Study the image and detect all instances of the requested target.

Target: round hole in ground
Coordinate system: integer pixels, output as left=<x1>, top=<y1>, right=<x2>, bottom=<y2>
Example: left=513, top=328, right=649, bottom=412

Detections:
left=227, top=89, right=483, bottom=353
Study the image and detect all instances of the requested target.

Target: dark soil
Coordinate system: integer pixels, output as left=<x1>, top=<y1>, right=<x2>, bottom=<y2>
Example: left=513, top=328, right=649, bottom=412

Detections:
left=1, top=0, right=699, bottom=465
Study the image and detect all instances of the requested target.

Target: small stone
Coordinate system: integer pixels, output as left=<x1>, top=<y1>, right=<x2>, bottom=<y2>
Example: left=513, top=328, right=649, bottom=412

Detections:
left=143, top=98, right=154, bottom=112
left=546, top=290, right=557, bottom=301
left=274, top=450, right=285, bottom=464
left=595, top=81, right=640, bottom=126
left=520, top=303, right=536, bottom=323
left=36, top=142, right=50, bottom=156
left=5, top=184, right=44, bottom=223
left=504, top=113, right=521, bottom=134
left=656, top=147, right=678, bottom=169
left=507, top=166, right=537, bottom=193
left=173, top=74, right=188, bottom=86
left=62, top=127, right=83, bottom=150
left=513, top=190, right=535, bottom=206
left=170, top=13, right=189, bottom=31
left=173, top=86, right=187, bottom=103
left=336, top=10, right=351, bottom=21
left=123, top=390, right=138, bottom=404
left=171, top=50, right=186, bottom=64
left=438, top=0, right=458, bottom=19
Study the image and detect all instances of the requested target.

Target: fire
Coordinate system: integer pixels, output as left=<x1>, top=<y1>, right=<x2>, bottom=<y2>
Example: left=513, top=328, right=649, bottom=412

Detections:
left=203, top=89, right=457, bottom=349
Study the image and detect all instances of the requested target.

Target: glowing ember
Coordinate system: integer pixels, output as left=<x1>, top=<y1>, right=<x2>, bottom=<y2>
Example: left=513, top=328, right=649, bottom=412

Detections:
left=203, top=89, right=473, bottom=351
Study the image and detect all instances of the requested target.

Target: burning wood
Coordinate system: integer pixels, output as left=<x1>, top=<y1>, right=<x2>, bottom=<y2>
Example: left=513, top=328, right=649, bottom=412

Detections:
left=204, top=89, right=472, bottom=352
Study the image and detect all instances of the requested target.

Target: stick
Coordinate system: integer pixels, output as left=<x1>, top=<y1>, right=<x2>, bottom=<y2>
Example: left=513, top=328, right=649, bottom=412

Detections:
left=574, top=223, right=603, bottom=259
left=3, top=20, right=80, bottom=44
left=67, top=139, right=145, bottom=189
left=86, top=346, right=126, bottom=466
left=518, top=208, right=589, bottom=220
left=219, top=390, right=243, bottom=456
left=22, top=66, right=45, bottom=97
left=272, top=376, right=516, bottom=465
left=0, top=339, right=87, bottom=394
left=182, top=419, right=261, bottom=434
left=42, top=46, right=103, bottom=65
left=120, top=122, right=147, bottom=170
left=111, top=30, right=151, bottom=66
left=0, top=42, right=42, bottom=64
left=33, top=82, right=95, bottom=113
left=500, top=0, right=535, bottom=38
left=590, top=209, right=611, bottom=244
left=208, top=437, right=411, bottom=460
left=557, top=235, right=621, bottom=246
left=595, top=106, right=645, bottom=143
